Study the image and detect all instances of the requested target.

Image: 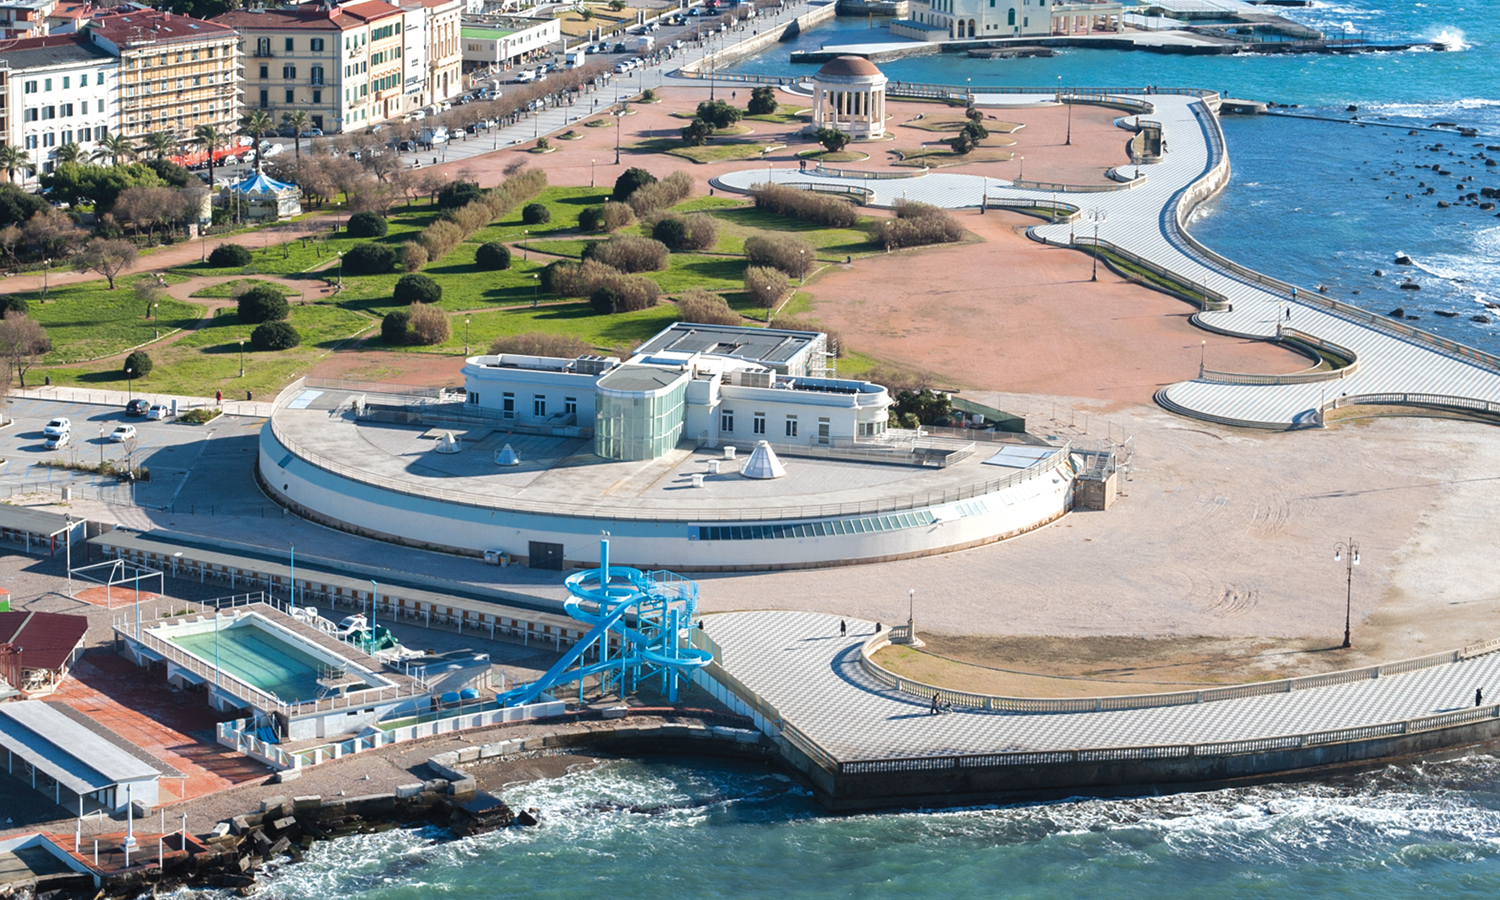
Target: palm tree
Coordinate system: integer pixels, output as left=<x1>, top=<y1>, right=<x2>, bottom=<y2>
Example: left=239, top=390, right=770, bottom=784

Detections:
left=282, top=110, right=310, bottom=162
left=0, top=144, right=33, bottom=185
left=92, top=133, right=136, bottom=166
left=53, top=142, right=86, bottom=166
left=193, top=123, right=227, bottom=188
left=239, top=109, right=275, bottom=174
left=139, top=131, right=177, bottom=161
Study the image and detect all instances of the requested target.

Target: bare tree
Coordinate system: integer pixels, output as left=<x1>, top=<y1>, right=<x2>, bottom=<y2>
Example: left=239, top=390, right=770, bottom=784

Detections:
left=0, top=311, right=51, bottom=388
left=72, top=238, right=139, bottom=289
left=388, top=167, right=418, bottom=210
left=23, top=207, right=86, bottom=260
left=0, top=225, right=23, bottom=266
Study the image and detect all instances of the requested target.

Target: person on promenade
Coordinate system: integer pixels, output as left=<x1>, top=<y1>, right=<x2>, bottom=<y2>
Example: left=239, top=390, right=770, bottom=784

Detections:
left=930, top=693, right=941, bottom=715
left=1478, top=687, right=1485, bottom=707
left=840, top=620, right=847, bottom=636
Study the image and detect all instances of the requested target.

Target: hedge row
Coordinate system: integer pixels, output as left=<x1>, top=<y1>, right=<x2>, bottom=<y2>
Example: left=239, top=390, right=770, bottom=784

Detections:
left=877, top=200, right=964, bottom=250
left=417, top=168, right=549, bottom=263
left=749, top=182, right=859, bottom=228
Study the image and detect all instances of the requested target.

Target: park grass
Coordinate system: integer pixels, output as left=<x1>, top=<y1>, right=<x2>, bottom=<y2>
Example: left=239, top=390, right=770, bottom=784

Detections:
left=423, top=300, right=681, bottom=357
left=795, top=149, right=870, bottom=162
left=189, top=278, right=297, bottom=299
left=179, top=202, right=442, bottom=277
left=892, top=145, right=1014, bottom=167
left=471, top=186, right=611, bottom=243
left=697, top=205, right=879, bottom=258
left=16, top=273, right=202, bottom=365
left=629, top=135, right=779, bottom=164
left=745, top=110, right=809, bottom=126
left=37, top=304, right=374, bottom=398
left=899, top=116, right=1022, bottom=133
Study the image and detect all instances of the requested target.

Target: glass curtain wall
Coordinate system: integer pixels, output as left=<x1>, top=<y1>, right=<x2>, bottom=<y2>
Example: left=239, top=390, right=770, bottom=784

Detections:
left=594, top=382, right=688, bottom=460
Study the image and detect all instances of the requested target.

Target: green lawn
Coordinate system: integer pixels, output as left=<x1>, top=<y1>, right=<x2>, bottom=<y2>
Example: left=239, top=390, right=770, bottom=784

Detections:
left=37, top=303, right=374, bottom=398
left=189, top=278, right=297, bottom=298
left=177, top=201, right=442, bottom=277
left=19, top=273, right=202, bottom=365
left=630, top=136, right=780, bottom=165
left=698, top=205, right=879, bottom=259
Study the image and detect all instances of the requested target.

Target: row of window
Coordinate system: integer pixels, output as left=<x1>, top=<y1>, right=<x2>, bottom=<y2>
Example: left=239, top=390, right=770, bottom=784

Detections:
left=21, top=126, right=107, bottom=150
left=369, top=22, right=401, bottom=42
left=718, top=410, right=833, bottom=440
left=486, top=392, right=578, bottom=419
left=258, top=64, right=326, bottom=82
left=369, top=48, right=401, bottom=65
left=259, top=89, right=323, bottom=107
left=370, top=73, right=400, bottom=93
left=126, top=47, right=223, bottom=67
left=256, top=36, right=327, bottom=55
left=125, top=73, right=220, bottom=96
left=22, top=73, right=106, bottom=93
left=692, top=510, right=939, bottom=542
left=21, top=101, right=100, bottom=121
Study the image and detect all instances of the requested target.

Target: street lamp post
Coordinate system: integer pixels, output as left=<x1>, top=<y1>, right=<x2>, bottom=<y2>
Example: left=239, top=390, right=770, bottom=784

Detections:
left=464, top=317, right=471, bottom=356
left=125, top=366, right=134, bottom=401
left=1086, top=207, right=1106, bottom=281
left=1018, top=155, right=1024, bottom=182
left=532, top=273, right=539, bottom=307
left=337, top=251, right=344, bottom=288
left=1333, top=539, right=1359, bottom=649
left=238, top=339, right=245, bottom=378
left=152, top=301, right=159, bottom=340
left=614, top=107, right=624, bottom=165
left=591, top=158, right=596, bottom=188
left=42, top=258, right=51, bottom=300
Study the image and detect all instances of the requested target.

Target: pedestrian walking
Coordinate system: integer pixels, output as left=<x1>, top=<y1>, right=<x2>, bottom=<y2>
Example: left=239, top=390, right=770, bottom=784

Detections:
left=1478, top=687, right=1485, bottom=707
left=215, top=389, right=222, bottom=406
left=839, top=619, right=846, bottom=636
left=930, top=693, right=940, bottom=715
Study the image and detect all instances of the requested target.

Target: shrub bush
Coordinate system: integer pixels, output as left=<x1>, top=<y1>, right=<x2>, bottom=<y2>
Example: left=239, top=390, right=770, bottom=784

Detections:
left=590, top=285, right=622, bottom=315
left=346, top=210, right=388, bottom=238
left=437, top=180, right=483, bottom=209
left=209, top=243, right=252, bottom=267
left=123, top=349, right=153, bottom=378
left=607, top=275, right=661, bottom=312
left=744, top=266, right=791, bottom=310
left=744, top=233, right=815, bottom=278
left=626, top=171, right=693, bottom=217
left=400, top=241, right=428, bottom=273
left=381, top=310, right=410, bottom=344
left=601, top=201, right=635, bottom=232
left=475, top=241, right=512, bottom=270
left=406, top=302, right=450, bottom=345
left=652, top=216, right=690, bottom=250
left=815, top=127, right=850, bottom=153
left=677, top=289, right=741, bottom=326
left=877, top=201, right=964, bottom=249
left=179, top=407, right=222, bottom=424
left=521, top=202, right=551, bottom=225
left=696, top=100, right=742, bottom=130
left=547, top=259, right=660, bottom=309
left=750, top=183, right=859, bottom=228
left=578, top=205, right=605, bottom=232
left=343, top=242, right=397, bottom=275
left=681, top=118, right=713, bottom=147
left=748, top=86, right=778, bottom=116
left=583, top=234, right=669, bottom=273
left=0, top=295, right=28, bottom=315
left=490, top=332, right=591, bottom=357
left=237, top=284, right=290, bottom=324
left=393, top=273, right=442, bottom=305
left=612, top=167, right=657, bottom=201
left=251, top=320, right=300, bottom=351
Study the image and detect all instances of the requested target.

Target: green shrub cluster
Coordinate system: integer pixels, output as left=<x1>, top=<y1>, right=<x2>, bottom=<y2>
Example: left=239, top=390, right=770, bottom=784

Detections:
left=475, top=241, right=512, bottom=270
left=209, top=243, right=252, bottom=267
left=347, top=211, right=388, bottom=238
left=583, top=234, right=669, bottom=273
left=237, top=284, right=290, bottom=324
left=251, top=320, right=300, bottom=351
left=750, top=183, right=858, bottom=228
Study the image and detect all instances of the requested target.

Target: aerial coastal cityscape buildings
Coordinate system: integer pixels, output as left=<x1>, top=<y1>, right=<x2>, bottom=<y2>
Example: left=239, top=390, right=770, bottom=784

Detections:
left=3, top=0, right=1500, bottom=891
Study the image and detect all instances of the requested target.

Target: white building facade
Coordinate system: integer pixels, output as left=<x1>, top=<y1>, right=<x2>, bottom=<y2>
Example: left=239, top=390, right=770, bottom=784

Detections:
left=895, top=0, right=1121, bottom=39
left=459, top=15, right=559, bottom=72
left=0, top=33, right=116, bottom=186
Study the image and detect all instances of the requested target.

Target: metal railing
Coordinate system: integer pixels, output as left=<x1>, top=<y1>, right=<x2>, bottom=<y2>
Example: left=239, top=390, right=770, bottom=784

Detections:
left=1330, top=393, right=1500, bottom=417
left=811, top=163, right=923, bottom=181
left=778, top=180, right=874, bottom=202
left=1200, top=328, right=1361, bottom=385
left=269, top=390, right=1074, bottom=523
left=858, top=628, right=1500, bottom=715
left=306, top=376, right=449, bottom=398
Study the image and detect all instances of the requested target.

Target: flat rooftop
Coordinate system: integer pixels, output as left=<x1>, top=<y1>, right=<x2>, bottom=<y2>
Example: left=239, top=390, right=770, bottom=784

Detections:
left=272, top=389, right=1049, bottom=522
left=634, top=323, right=821, bottom=369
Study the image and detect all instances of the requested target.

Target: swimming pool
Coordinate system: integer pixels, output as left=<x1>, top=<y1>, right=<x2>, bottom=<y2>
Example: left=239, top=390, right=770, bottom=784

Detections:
left=167, top=616, right=380, bottom=704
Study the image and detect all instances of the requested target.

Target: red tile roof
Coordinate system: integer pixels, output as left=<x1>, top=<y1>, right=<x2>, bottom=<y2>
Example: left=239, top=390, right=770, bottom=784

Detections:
left=0, top=611, right=88, bottom=673
left=89, top=7, right=235, bottom=46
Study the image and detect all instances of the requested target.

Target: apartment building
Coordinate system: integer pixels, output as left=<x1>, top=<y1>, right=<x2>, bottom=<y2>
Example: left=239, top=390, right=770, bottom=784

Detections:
left=86, top=8, right=240, bottom=145
left=214, top=1, right=407, bottom=135
left=0, top=33, right=116, bottom=185
left=459, top=15, right=559, bottom=72
left=415, top=0, right=462, bottom=104
left=0, top=0, right=54, bottom=39
left=397, top=0, right=427, bottom=114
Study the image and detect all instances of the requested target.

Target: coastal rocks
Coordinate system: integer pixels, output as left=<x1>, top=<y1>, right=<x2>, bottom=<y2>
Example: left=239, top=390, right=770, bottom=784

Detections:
left=1473, top=315, right=1491, bottom=324
left=1395, top=253, right=1414, bottom=265
left=1400, top=282, right=1422, bottom=291
left=1373, top=269, right=1385, bottom=277
left=1438, top=201, right=1451, bottom=208
left=1435, top=310, right=1459, bottom=318
left=1387, top=307, right=1405, bottom=318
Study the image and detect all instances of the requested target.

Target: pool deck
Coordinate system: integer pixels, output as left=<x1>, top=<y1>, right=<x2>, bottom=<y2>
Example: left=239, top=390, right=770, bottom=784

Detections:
left=705, top=610, right=1500, bottom=769
left=713, top=90, right=1500, bottom=430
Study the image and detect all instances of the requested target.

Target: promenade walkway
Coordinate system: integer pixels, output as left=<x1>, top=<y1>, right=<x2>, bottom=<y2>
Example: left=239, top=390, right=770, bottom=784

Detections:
left=705, top=610, right=1500, bottom=764
left=713, top=90, right=1500, bottom=429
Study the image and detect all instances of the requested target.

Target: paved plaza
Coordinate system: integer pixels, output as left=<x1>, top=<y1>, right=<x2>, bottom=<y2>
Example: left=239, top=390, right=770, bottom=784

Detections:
left=715, top=91, right=1500, bottom=429
left=706, top=610, right=1500, bottom=762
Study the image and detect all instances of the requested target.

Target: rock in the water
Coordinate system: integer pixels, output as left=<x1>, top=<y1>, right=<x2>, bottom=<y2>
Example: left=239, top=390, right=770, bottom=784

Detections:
left=1400, top=281, right=1422, bottom=291
left=1373, top=269, right=1385, bottom=276
left=516, top=809, right=540, bottom=827
left=1473, top=315, right=1491, bottom=324
left=1388, top=307, right=1405, bottom=317
left=1395, top=254, right=1414, bottom=265
left=1435, top=309, right=1459, bottom=317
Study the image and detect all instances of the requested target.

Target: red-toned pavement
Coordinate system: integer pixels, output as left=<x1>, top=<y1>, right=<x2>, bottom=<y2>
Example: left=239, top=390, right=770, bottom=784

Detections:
left=50, top=654, right=269, bottom=803
left=72, top=586, right=161, bottom=609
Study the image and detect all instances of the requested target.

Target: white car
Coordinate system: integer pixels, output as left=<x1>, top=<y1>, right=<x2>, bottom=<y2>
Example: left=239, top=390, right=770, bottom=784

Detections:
left=147, top=404, right=169, bottom=420
left=263, top=143, right=285, bottom=158
left=516, top=70, right=536, bottom=83
left=44, top=431, right=69, bottom=450
left=43, top=417, right=71, bottom=437
left=110, top=424, right=137, bottom=443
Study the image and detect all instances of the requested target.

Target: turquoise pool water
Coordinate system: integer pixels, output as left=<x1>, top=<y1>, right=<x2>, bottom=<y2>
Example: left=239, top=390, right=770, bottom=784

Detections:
left=169, top=619, right=373, bottom=703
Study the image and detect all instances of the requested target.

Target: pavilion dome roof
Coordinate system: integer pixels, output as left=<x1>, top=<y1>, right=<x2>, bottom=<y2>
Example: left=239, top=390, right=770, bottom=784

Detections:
left=816, top=56, right=883, bottom=79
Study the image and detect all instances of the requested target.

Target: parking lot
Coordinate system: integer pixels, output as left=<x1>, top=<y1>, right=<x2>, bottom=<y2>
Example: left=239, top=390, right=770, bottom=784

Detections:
left=0, top=397, right=271, bottom=516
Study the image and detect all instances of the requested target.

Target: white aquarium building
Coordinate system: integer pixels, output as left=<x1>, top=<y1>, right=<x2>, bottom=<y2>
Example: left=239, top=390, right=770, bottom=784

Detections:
left=259, top=323, right=1090, bottom=571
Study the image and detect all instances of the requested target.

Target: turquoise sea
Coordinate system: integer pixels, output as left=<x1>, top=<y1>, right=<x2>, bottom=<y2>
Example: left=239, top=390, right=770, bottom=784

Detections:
left=238, top=4, right=1500, bottom=897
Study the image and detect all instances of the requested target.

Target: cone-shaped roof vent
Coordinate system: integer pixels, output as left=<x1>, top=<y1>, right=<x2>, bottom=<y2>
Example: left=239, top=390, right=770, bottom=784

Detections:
left=740, top=440, right=787, bottom=479
left=495, top=443, right=521, bottom=466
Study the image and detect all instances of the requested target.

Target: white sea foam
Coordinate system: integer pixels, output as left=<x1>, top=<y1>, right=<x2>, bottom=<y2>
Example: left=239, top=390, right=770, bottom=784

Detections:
left=1428, top=27, right=1471, bottom=51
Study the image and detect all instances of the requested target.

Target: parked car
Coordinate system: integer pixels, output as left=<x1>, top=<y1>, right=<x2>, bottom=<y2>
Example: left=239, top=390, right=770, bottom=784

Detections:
left=110, top=424, right=137, bottom=443
left=44, top=431, right=69, bottom=450
left=515, top=69, right=536, bottom=83
left=126, top=399, right=150, bottom=417
left=43, top=417, right=71, bottom=437
left=298, top=128, right=324, bottom=138
left=147, top=404, right=169, bottom=421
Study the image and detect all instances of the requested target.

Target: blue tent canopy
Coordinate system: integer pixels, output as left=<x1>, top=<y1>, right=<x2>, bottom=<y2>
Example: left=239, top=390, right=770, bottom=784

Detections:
left=227, top=172, right=296, bottom=194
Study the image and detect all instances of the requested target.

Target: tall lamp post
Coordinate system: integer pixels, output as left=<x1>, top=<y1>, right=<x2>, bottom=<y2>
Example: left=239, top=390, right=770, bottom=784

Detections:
left=1086, top=207, right=1106, bottom=281
left=591, top=158, right=596, bottom=188
left=464, top=317, right=471, bottom=356
left=1333, top=539, right=1359, bottom=649
left=1060, top=75, right=1071, bottom=146
left=238, top=339, right=246, bottom=378
left=125, top=366, right=134, bottom=402
left=336, top=251, right=344, bottom=288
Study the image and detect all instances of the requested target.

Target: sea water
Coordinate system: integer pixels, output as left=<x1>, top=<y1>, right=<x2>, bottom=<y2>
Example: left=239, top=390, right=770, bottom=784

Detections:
left=237, top=755, right=1500, bottom=898
left=728, top=1, right=1500, bottom=343
left=236, top=5, right=1500, bottom=895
